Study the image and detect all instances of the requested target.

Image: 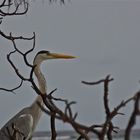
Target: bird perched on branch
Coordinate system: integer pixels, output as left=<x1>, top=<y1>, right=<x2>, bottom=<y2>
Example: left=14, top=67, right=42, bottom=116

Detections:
left=0, top=50, right=75, bottom=140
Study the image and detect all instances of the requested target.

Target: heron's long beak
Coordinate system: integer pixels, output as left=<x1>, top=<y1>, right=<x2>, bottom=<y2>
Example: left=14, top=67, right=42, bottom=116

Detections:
left=49, top=53, right=76, bottom=59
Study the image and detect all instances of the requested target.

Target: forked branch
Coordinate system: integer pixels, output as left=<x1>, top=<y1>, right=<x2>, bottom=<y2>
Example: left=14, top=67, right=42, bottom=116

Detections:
left=82, top=76, right=135, bottom=140
left=125, top=91, right=140, bottom=140
left=0, top=31, right=139, bottom=140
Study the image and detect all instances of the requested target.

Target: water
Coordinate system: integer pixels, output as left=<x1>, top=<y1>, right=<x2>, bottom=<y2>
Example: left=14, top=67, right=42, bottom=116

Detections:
left=32, top=130, right=140, bottom=140
left=33, top=137, right=140, bottom=140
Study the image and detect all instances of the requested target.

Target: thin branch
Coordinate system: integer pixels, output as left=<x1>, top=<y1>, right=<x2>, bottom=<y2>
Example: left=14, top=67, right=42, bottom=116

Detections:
left=7, top=50, right=29, bottom=81
left=0, top=80, right=23, bottom=94
left=0, top=1, right=28, bottom=17
left=24, top=32, right=35, bottom=67
left=104, top=75, right=112, bottom=116
left=0, top=0, right=7, bottom=8
left=50, top=112, right=57, bottom=140
left=125, top=91, right=140, bottom=140
left=0, top=30, right=34, bottom=41
left=2, top=28, right=138, bottom=140
left=82, top=75, right=135, bottom=140
left=82, top=76, right=114, bottom=85
left=65, top=101, right=76, bottom=119
left=100, top=75, right=113, bottom=140
left=0, top=32, right=35, bottom=95
left=110, top=96, right=135, bottom=119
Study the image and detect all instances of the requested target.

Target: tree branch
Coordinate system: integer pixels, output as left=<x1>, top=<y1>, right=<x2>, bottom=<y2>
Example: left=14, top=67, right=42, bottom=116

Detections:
left=0, top=80, right=23, bottom=94
left=125, top=91, right=140, bottom=140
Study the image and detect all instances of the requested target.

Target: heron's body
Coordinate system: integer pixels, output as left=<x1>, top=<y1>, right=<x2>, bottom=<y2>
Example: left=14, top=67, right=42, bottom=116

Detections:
left=0, top=50, right=75, bottom=140
left=0, top=96, right=43, bottom=140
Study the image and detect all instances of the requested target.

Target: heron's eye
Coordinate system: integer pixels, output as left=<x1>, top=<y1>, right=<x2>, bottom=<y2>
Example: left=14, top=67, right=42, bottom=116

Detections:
left=46, top=51, right=50, bottom=55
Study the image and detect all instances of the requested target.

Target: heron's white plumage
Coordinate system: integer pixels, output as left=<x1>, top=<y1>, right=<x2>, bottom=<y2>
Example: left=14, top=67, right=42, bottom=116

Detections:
left=19, top=114, right=33, bottom=128
left=0, top=50, right=75, bottom=140
left=18, top=114, right=33, bottom=139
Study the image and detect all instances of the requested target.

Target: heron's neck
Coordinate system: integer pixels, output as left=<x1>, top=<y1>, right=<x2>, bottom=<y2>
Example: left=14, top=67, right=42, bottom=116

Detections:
left=30, top=63, right=47, bottom=129
left=34, top=65, right=47, bottom=94
left=31, top=63, right=47, bottom=108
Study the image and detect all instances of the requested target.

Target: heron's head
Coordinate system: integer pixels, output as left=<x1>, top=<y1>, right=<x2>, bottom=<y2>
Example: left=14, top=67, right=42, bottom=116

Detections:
left=33, top=50, right=76, bottom=65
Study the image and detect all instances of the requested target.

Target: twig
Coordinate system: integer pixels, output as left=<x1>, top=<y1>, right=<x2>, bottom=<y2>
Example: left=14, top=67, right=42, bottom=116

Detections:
left=7, top=50, right=29, bottom=81
left=82, top=76, right=113, bottom=85
left=125, top=91, right=140, bottom=140
left=50, top=112, right=57, bottom=140
left=0, top=30, right=34, bottom=41
left=0, top=80, right=23, bottom=94
left=0, top=0, right=28, bottom=17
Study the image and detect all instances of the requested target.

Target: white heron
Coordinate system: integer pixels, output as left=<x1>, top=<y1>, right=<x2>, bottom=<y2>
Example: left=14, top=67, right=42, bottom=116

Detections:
left=0, top=50, right=75, bottom=140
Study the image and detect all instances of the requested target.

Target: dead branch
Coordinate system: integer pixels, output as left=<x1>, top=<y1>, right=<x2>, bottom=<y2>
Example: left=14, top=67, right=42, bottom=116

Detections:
left=0, top=80, right=23, bottom=94
left=1, top=42, right=137, bottom=140
left=50, top=112, right=57, bottom=140
left=82, top=76, right=114, bottom=85
left=0, top=32, right=35, bottom=94
left=0, top=18, right=139, bottom=139
left=2, top=45, right=101, bottom=139
left=0, top=30, right=35, bottom=42
left=0, top=0, right=28, bottom=17
left=0, top=31, right=100, bottom=139
left=0, top=0, right=68, bottom=18
left=125, top=91, right=140, bottom=140
left=82, top=75, right=134, bottom=140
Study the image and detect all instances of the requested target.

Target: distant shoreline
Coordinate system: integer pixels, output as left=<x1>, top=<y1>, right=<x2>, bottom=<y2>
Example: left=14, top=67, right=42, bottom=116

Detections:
left=33, top=129, right=140, bottom=138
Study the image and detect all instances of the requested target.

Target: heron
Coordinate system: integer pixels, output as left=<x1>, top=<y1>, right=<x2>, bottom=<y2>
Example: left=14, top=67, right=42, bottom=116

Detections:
left=0, top=50, right=75, bottom=140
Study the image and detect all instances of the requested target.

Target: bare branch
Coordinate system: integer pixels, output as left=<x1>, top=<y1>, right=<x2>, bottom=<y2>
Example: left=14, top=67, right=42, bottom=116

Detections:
left=24, top=32, right=35, bottom=67
left=104, top=75, right=112, bottom=116
left=0, top=80, right=23, bottom=94
left=0, top=32, right=35, bottom=95
left=82, top=75, right=135, bottom=140
left=82, top=76, right=114, bottom=85
left=110, top=97, right=134, bottom=119
left=1, top=18, right=139, bottom=139
left=50, top=112, right=57, bottom=140
left=0, top=30, right=34, bottom=41
left=125, top=91, right=140, bottom=140
left=0, top=0, right=7, bottom=8
left=0, top=0, right=28, bottom=17
left=7, top=50, right=29, bottom=80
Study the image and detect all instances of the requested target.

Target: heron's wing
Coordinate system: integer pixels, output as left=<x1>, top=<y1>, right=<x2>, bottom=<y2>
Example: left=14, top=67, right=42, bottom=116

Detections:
left=0, top=113, right=33, bottom=140
left=14, top=114, right=33, bottom=139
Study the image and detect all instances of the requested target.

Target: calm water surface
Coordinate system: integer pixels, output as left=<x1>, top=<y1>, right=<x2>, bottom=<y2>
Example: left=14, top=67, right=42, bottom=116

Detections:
left=33, top=130, right=140, bottom=140
left=33, top=136, right=140, bottom=140
left=33, top=138, right=139, bottom=140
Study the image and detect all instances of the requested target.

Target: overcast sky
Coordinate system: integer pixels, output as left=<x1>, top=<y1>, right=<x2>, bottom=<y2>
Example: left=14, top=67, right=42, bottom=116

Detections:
left=0, top=0, right=140, bottom=131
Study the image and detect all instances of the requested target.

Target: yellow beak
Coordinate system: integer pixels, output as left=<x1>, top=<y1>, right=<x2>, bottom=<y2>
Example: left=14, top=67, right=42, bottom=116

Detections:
left=49, top=53, right=76, bottom=59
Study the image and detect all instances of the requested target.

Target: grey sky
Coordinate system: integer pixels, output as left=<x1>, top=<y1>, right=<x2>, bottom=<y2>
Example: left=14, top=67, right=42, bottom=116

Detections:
left=1, top=0, right=140, bottom=131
